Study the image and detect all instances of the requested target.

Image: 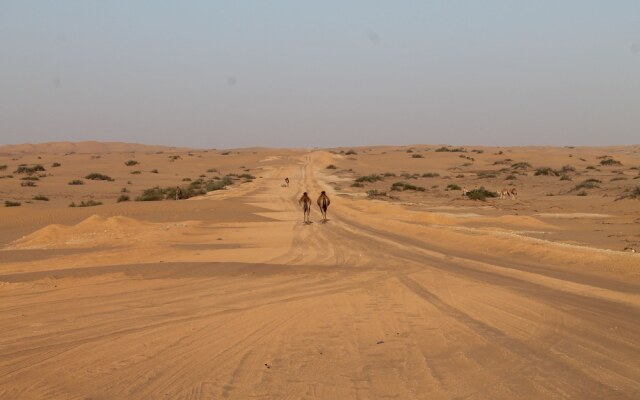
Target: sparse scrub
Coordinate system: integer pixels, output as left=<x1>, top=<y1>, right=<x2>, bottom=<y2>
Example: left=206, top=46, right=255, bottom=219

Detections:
left=182, top=177, right=191, bottom=182
left=477, top=171, right=498, bottom=179
left=446, top=183, right=461, bottom=191
left=21, top=181, right=36, bottom=187
left=576, top=191, right=588, bottom=196
left=85, top=173, right=114, bottom=181
left=471, top=149, right=484, bottom=153
left=117, top=194, right=130, bottom=202
left=511, top=162, right=531, bottom=170
left=400, top=173, right=420, bottom=180
left=68, top=179, right=84, bottom=185
left=345, top=149, right=357, bottom=155
left=207, top=168, right=219, bottom=173
left=391, top=182, right=425, bottom=192
left=355, top=174, right=384, bottom=183
left=411, top=154, right=423, bottom=158
left=238, top=173, right=255, bottom=180
left=560, top=174, right=572, bottom=181
left=351, top=182, right=364, bottom=187
left=465, top=187, right=498, bottom=201
left=32, top=195, right=49, bottom=201
left=15, top=164, right=46, bottom=174
left=150, top=169, right=159, bottom=174
left=422, top=172, right=440, bottom=178
left=505, top=174, right=517, bottom=180
left=136, top=187, right=165, bottom=201
left=5, top=201, right=21, bottom=207
left=130, top=170, right=141, bottom=175
left=21, top=176, right=39, bottom=181
left=168, top=155, right=181, bottom=161
left=326, top=164, right=337, bottom=170
left=51, top=162, right=61, bottom=167
left=610, top=176, right=627, bottom=181
left=435, top=146, right=466, bottom=152
left=534, top=167, right=560, bottom=176
left=383, top=172, right=396, bottom=177
left=561, top=165, right=576, bottom=173
left=70, top=200, right=102, bottom=207
left=0, top=164, right=6, bottom=171
left=600, top=158, right=622, bottom=166
left=125, top=160, right=139, bottom=166
left=572, top=179, right=601, bottom=191
left=121, top=187, right=130, bottom=192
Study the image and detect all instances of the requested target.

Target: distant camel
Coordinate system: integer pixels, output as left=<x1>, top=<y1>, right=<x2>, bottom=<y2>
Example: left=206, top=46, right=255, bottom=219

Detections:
left=285, top=177, right=290, bottom=187
left=317, top=191, right=330, bottom=222
left=299, top=192, right=312, bottom=223
left=500, top=187, right=518, bottom=200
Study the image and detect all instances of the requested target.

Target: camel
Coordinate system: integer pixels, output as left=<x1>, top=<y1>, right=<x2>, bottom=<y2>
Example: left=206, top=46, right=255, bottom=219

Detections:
left=499, top=187, right=518, bottom=200
left=317, top=191, right=331, bottom=222
left=299, top=192, right=312, bottom=223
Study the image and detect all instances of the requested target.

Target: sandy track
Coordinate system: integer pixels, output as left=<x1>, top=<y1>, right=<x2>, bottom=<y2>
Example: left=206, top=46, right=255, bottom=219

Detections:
left=1, top=151, right=639, bottom=399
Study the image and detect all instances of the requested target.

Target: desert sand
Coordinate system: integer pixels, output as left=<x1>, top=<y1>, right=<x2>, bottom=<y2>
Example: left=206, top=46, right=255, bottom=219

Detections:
left=1, top=142, right=639, bottom=399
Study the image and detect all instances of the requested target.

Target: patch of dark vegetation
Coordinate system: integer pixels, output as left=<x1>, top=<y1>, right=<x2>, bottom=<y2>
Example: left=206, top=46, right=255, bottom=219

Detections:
left=15, top=164, right=46, bottom=174
left=21, top=176, right=39, bottom=181
left=383, top=172, right=396, bottom=177
left=121, top=187, right=130, bottom=193
left=182, top=177, right=191, bottom=181
left=326, top=164, right=337, bottom=170
left=576, top=190, right=588, bottom=196
left=51, top=162, right=61, bottom=167
left=169, top=155, right=181, bottom=161
left=117, top=194, right=130, bottom=202
left=476, top=171, right=498, bottom=179
left=351, top=182, right=364, bottom=187
left=0, top=164, right=6, bottom=171
left=85, top=173, right=114, bottom=181
left=345, top=149, right=357, bottom=155
left=505, top=174, right=517, bottom=180
left=616, top=186, right=640, bottom=200
left=5, top=200, right=21, bottom=207
left=150, top=169, right=159, bottom=174
left=511, top=162, right=531, bottom=170
left=561, top=165, right=576, bottom=173
left=471, top=149, right=484, bottom=154
left=446, top=183, right=461, bottom=191
left=465, top=187, right=498, bottom=201
left=21, top=181, right=36, bottom=187
left=367, top=189, right=387, bottom=198
left=70, top=200, right=102, bottom=207
left=493, top=159, right=513, bottom=165
left=586, top=166, right=597, bottom=170
left=207, top=168, right=219, bottom=173
left=391, top=182, right=425, bottom=192
left=422, top=172, right=440, bottom=178
left=400, top=173, right=420, bottom=180
left=572, top=178, right=601, bottom=191
left=355, top=174, right=385, bottom=183
left=125, top=160, right=139, bottom=166
left=411, top=154, right=423, bottom=158
left=600, top=157, right=622, bottom=166
left=610, top=176, right=627, bottom=181
left=130, top=170, right=142, bottom=175
left=534, top=167, right=560, bottom=176
left=435, top=146, right=466, bottom=152
left=68, top=179, right=84, bottom=185
left=32, top=195, right=49, bottom=201
left=560, top=174, right=572, bottom=181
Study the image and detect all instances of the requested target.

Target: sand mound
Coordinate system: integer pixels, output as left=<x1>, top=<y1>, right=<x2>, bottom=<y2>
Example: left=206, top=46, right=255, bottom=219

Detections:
left=10, top=215, right=153, bottom=249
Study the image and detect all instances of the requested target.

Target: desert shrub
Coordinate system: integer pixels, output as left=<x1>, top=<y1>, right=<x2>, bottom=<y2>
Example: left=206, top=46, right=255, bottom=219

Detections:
left=493, top=159, right=513, bottom=165
left=351, top=182, right=364, bottom=187
left=600, top=158, right=622, bottom=166
left=0, top=175, right=14, bottom=179
left=505, top=174, right=517, bottom=180
left=32, top=195, right=49, bottom=201
left=422, top=172, right=440, bottom=178
left=325, top=164, right=337, bottom=170
left=220, top=151, right=231, bottom=155
left=207, top=168, right=218, bottom=173
left=72, top=200, right=102, bottom=207
left=355, top=174, right=384, bottom=183
left=471, top=149, right=484, bottom=153
left=610, top=177, right=627, bottom=181
left=455, top=174, right=464, bottom=178
left=238, top=173, right=255, bottom=180
left=51, top=162, right=61, bottom=167
left=21, top=176, right=39, bottom=181
left=477, top=171, right=497, bottom=179
left=150, top=169, right=159, bottom=174
left=576, top=191, right=587, bottom=196
left=435, top=146, right=466, bottom=152
left=401, top=173, right=420, bottom=179
left=0, top=164, right=6, bottom=171
left=206, top=176, right=234, bottom=191
left=136, top=187, right=165, bottom=201
left=21, top=181, right=36, bottom=187
left=511, top=162, right=531, bottom=170
left=465, top=187, right=498, bottom=201
left=411, top=154, right=423, bottom=158
left=117, top=194, right=130, bottom=202
left=168, top=155, right=181, bottom=161
left=446, top=183, right=461, bottom=190
left=560, top=174, right=572, bottom=181
left=462, top=162, right=472, bottom=167
left=15, top=164, right=46, bottom=174
left=131, top=170, right=142, bottom=175
left=534, top=167, right=559, bottom=176
left=366, top=189, right=380, bottom=197
left=125, top=160, right=139, bottom=166
left=383, top=172, right=396, bottom=177
left=182, top=177, right=191, bottom=181
left=573, top=179, right=601, bottom=191
left=5, top=200, right=21, bottom=207
left=69, top=179, right=84, bottom=185
left=345, top=149, right=357, bottom=155
left=586, top=166, right=597, bottom=170
left=561, top=165, right=576, bottom=173
left=391, top=182, right=425, bottom=192
left=85, top=173, right=114, bottom=181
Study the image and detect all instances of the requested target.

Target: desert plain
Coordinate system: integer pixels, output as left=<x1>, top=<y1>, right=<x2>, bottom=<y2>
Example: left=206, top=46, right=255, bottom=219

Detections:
left=0, top=141, right=639, bottom=399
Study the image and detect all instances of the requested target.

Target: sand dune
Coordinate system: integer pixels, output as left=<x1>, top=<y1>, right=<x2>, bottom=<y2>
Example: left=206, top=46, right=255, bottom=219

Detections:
left=1, top=143, right=639, bottom=399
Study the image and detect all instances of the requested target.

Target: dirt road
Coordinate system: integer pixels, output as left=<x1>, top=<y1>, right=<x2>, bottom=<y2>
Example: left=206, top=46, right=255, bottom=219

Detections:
left=1, top=152, right=638, bottom=399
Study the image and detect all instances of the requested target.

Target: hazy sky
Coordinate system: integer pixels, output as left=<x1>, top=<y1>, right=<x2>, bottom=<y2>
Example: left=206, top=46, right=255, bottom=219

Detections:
left=1, top=1, right=639, bottom=148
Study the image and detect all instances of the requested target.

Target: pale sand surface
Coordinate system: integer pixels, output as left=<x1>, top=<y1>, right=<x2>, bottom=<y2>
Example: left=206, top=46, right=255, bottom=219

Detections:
left=0, top=143, right=639, bottom=399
